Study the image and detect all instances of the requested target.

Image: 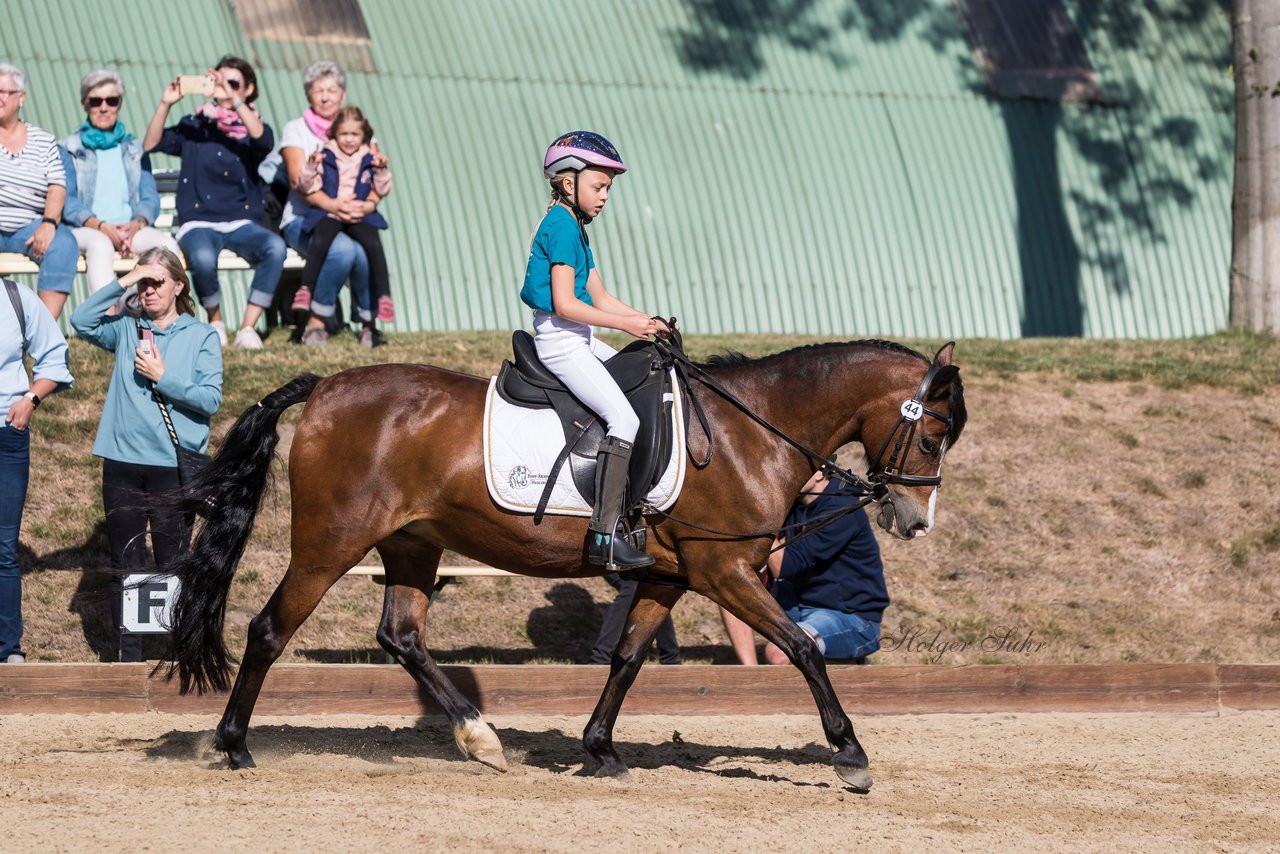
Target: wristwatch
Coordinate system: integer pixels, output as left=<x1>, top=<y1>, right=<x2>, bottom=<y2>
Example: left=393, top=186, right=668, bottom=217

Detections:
left=23, top=391, right=40, bottom=408
left=40, top=216, right=57, bottom=226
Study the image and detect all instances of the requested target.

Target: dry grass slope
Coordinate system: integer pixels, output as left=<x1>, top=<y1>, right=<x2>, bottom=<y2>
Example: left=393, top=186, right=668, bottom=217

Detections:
left=16, top=330, right=1280, bottom=666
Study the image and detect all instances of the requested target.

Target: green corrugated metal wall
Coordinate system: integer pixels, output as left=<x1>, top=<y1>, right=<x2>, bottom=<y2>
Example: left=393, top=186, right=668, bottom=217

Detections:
left=2, top=0, right=1232, bottom=338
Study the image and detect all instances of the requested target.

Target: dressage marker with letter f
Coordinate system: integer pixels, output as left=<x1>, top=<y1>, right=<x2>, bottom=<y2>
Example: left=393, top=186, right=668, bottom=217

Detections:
left=122, top=574, right=180, bottom=634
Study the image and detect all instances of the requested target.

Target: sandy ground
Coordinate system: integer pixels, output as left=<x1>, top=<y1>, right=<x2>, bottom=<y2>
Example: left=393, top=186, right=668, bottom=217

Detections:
left=2, top=711, right=1277, bottom=852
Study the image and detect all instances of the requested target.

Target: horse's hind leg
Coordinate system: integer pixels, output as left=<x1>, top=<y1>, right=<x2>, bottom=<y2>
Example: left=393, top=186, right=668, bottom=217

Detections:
left=214, top=550, right=361, bottom=769
left=582, top=583, right=684, bottom=780
left=710, top=567, right=872, bottom=791
left=374, top=535, right=507, bottom=772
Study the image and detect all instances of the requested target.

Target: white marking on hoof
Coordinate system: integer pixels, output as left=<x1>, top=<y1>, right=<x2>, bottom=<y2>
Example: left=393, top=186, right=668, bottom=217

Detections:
left=454, top=716, right=508, bottom=772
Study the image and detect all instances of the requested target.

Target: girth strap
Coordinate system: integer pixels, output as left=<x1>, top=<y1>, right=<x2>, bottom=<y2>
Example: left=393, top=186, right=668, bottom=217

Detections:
left=533, top=419, right=593, bottom=524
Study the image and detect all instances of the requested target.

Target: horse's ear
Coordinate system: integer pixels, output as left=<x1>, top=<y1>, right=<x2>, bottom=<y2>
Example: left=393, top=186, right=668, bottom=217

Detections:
left=933, top=341, right=956, bottom=367
left=928, top=365, right=959, bottom=399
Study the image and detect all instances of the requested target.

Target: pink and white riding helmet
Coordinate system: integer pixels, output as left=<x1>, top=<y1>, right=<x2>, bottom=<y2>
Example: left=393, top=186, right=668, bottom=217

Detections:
left=543, top=131, right=627, bottom=179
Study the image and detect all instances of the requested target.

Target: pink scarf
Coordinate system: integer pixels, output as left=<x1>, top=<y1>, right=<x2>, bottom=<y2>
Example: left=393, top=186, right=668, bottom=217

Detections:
left=196, top=101, right=258, bottom=141
left=302, top=107, right=334, bottom=141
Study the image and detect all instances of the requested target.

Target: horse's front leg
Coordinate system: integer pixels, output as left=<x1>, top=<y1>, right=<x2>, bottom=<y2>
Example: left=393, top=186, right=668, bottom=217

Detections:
left=709, top=568, right=873, bottom=792
left=582, top=582, right=684, bottom=780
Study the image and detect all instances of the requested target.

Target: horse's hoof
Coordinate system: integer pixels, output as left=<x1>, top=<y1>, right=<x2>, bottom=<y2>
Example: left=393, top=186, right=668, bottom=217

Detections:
left=591, top=763, right=632, bottom=783
left=473, top=748, right=509, bottom=773
left=226, top=749, right=256, bottom=770
left=454, top=716, right=508, bottom=772
left=834, top=757, right=872, bottom=792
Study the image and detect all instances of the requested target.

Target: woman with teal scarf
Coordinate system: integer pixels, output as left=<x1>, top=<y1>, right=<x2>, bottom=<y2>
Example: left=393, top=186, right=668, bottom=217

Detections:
left=60, top=69, right=178, bottom=292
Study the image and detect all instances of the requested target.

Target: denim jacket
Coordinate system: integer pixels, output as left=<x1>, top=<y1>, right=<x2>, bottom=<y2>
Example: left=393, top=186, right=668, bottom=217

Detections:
left=58, top=133, right=161, bottom=227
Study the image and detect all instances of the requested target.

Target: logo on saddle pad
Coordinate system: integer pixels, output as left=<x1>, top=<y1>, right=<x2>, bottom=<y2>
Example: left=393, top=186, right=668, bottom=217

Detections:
left=507, top=465, right=549, bottom=490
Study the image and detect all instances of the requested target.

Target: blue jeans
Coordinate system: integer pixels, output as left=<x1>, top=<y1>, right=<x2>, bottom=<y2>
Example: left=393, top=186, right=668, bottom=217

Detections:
left=178, top=223, right=285, bottom=310
left=0, top=220, right=79, bottom=293
left=775, top=581, right=881, bottom=661
left=0, top=424, right=30, bottom=659
left=282, top=217, right=371, bottom=321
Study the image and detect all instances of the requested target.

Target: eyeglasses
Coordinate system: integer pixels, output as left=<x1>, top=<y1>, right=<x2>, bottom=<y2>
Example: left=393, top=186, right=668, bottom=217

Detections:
left=224, top=79, right=242, bottom=91
left=0, top=89, right=22, bottom=99
left=86, top=96, right=121, bottom=108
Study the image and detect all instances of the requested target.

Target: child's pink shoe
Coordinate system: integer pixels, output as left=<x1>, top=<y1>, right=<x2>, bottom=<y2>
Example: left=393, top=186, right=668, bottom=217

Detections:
left=292, top=286, right=312, bottom=312
left=377, top=295, right=395, bottom=323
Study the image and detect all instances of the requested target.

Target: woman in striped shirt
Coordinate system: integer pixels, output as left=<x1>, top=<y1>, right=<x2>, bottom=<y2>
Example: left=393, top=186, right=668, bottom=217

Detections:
left=0, top=63, right=79, bottom=319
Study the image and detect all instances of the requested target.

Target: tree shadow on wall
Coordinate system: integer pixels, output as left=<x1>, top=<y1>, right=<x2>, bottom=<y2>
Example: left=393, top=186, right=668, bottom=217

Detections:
left=669, top=0, right=1230, bottom=337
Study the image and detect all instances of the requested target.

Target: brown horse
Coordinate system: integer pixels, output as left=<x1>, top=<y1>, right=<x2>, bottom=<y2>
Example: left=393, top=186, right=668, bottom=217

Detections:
left=164, top=338, right=966, bottom=790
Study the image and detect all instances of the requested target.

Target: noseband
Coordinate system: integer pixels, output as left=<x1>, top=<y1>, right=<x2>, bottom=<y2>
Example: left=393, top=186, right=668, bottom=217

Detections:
left=867, top=361, right=953, bottom=489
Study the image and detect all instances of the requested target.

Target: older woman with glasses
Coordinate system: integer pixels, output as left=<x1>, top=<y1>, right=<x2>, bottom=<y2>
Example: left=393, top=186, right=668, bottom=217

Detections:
left=0, top=63, right=79, bottom=319
left=60, top=69, right=180, bottom=293
left=143, top=55, right=284, bottom=349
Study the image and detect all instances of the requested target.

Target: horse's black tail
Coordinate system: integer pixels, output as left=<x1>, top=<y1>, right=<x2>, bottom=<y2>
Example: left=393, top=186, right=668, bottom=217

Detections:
left=160, top=373, right=322, bottom=695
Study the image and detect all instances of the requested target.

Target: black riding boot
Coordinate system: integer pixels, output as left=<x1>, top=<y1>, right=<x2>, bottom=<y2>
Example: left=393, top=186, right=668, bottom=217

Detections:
left=587, top=436, right=654, bottom=570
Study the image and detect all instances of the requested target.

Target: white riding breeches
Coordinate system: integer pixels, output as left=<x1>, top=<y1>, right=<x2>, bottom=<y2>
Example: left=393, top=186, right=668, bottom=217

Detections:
left=531, top=311, right=640, bottom=443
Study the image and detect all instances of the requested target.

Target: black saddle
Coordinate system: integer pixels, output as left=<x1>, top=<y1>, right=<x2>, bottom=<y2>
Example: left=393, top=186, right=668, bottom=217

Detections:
left=496, top=330, right=676, bottom=516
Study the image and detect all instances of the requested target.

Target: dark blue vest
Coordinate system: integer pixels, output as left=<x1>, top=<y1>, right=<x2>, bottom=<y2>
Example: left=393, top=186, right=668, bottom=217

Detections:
left=300, top=149, right=389, bottom=233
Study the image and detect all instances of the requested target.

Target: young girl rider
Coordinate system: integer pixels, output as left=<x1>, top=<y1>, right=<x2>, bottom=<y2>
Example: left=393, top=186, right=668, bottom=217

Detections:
left=520, top=131, right=663, bottom=570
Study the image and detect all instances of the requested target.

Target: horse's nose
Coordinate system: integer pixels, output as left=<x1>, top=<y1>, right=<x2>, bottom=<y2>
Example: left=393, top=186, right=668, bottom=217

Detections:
left=909, top=519, right=931, bottom=538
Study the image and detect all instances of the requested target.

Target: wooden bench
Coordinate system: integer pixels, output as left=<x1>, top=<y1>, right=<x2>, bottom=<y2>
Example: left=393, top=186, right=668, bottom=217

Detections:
left=0, top=170, right=304, bottom=278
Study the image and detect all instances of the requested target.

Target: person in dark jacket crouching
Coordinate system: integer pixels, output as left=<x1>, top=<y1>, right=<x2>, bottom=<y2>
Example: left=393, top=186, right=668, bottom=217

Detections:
left=721, top=468, right=888, bottom=665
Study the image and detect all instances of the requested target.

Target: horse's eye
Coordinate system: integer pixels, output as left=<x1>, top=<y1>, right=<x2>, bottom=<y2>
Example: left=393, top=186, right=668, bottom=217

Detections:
left=920, top=437, right=939, bottom=455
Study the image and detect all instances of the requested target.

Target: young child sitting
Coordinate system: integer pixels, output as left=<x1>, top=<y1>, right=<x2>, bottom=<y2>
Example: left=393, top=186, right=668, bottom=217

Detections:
left=297, top=105, right=393, bottom=346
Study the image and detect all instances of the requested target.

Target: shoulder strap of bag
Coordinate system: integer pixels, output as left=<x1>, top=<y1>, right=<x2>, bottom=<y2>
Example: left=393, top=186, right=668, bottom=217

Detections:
left=134, top=316, right=183, bottom=456
left=4, top=278, right=26, bottom=358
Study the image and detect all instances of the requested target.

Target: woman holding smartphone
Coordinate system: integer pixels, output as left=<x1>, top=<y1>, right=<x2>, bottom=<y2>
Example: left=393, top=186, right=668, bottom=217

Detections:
left=70, top=247, right=222, bottom=662
left=143, top=55, right=283, bottom=350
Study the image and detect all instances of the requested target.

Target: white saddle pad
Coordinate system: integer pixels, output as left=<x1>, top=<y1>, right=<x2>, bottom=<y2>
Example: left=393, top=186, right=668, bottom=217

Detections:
left=483, top=371, right=687, bottom=517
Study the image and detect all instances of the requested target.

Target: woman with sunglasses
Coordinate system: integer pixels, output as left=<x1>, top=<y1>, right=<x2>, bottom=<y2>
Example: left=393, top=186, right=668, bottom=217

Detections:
left=143, top=55, right=284, bottom=350
left=70, top=247, right=222, bottom=661
left=60, top=69, right=180, bottom=294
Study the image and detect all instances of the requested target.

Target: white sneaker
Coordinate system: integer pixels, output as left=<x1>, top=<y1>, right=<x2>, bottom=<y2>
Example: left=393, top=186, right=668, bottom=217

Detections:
left=4, top=653, right=25, bottom=664
left=233, top=327, right=264, bottom=350
left=210, top=319, right=228, bottom=347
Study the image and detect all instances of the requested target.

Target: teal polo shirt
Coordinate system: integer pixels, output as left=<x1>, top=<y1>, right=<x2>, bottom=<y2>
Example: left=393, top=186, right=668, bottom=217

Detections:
left=520, top=205, right=595, bottom=314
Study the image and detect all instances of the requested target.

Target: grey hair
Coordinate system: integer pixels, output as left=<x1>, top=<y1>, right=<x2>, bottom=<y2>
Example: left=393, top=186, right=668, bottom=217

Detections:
left=0, top=63, right=26, bottom=93
left=80, top=68, right=125, bottom=104
left=303, top=60, right=346, bottom=96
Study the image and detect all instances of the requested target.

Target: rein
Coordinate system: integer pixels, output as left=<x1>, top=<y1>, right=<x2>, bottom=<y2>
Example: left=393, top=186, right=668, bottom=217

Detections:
left=646, top=322, right=954, bottom=546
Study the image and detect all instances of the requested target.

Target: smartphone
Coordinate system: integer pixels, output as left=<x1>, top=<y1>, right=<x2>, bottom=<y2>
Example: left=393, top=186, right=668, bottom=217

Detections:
left=139, top=328, right=156, bottom=357
left=177, top=74, right=214, bottom=98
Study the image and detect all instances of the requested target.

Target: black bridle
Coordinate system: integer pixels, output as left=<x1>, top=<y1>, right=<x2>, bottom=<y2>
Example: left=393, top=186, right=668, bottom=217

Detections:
left=867, top=360, right=954, bottom=488
left=646, top=326, right=955, bottom=545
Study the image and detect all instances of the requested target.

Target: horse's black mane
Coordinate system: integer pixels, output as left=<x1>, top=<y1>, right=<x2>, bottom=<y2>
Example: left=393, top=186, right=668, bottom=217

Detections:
left=695, top=339, right=966, bottom=445
left=698, top=339, right=927, bottom=370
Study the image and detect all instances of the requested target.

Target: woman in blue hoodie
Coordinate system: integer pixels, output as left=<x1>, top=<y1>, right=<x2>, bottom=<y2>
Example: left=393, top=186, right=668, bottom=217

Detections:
left=71, top=247, right=222, bottom=661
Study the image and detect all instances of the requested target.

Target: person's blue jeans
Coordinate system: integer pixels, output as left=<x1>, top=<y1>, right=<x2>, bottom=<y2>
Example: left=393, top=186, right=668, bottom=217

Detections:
left=282, top=217, right=372, bottom=321
left=786, top=605, right=881, bottom=661
left=774, top=580, right=880, bottom=661
left=0, top=221, right=78, bottom=293
left=178, top=223, right=286, bottom=310
left=0, top=424, right=30, bottom=659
